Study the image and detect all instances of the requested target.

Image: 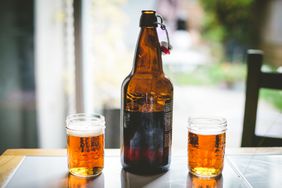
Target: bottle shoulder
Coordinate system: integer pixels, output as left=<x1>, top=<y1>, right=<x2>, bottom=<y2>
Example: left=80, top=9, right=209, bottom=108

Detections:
left=123, top=73, right=172, bottom=84
left=161, top=75, right=173, bottom=90
left=121, top=74, right=131, bottom=87
left=122, top=73, right=173, bottom=94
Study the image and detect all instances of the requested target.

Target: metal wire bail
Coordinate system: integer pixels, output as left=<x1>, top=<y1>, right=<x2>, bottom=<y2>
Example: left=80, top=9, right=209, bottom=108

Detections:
left=156, top=14, right=172, bottom=51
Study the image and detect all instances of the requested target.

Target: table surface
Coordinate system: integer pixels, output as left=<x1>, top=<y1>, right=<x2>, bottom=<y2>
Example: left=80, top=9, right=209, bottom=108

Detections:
left=1, top=148, right=282, bottom=188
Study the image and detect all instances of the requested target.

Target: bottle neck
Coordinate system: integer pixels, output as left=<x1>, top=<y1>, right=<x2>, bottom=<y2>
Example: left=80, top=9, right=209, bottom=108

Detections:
left=132, top=27, right=163, bottom=75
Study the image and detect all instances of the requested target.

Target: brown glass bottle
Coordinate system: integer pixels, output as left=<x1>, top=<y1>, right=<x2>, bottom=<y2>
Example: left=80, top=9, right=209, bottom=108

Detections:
left=121, top=10, right=173, bottom=174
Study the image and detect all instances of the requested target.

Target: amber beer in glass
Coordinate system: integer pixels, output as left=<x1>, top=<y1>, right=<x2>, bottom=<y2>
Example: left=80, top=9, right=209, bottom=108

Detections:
left=188, top=117, right=227, bottom=177
left=66, top=113, right=105, bottom=177
left=121, top=10, right=173, bottom=174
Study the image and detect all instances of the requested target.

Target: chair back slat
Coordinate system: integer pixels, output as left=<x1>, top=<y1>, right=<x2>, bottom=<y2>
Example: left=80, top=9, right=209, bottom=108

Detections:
left=241, top=49, right=282, bottom=147
left=261, top=73, right=282, bottom=89
left=254, top=136, right=282, bottom=147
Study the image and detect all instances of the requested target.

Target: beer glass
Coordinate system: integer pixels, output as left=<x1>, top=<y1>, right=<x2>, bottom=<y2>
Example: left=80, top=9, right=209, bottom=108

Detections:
left=188, top=116, right=227, bottom=177
left=66, top=113, right=105, bottom=177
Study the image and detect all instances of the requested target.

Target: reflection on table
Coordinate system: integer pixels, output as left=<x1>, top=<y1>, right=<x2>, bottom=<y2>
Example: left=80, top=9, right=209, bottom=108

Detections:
left=187, top=173, right=223, bottom=188
left=2, top=149, right=282, bottom=188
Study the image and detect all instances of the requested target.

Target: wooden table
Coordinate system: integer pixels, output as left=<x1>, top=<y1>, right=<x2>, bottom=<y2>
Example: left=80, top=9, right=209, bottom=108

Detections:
left=1, top=148, right=282, bottom=187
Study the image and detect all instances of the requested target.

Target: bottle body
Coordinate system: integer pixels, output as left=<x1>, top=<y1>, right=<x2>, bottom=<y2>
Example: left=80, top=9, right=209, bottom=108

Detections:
left=121, top=10, right=173, bottom=174
left=121, top=75, right=173, bottom=174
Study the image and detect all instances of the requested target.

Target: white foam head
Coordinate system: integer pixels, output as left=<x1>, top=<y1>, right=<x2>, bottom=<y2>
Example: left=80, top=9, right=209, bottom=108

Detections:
left=188, top=126, right=226, bottom=135
left=66, top=113, right=105, bottom=137
left=188, top=116, right=227, bottom=135
left=67, top=121, right=105, bottom=137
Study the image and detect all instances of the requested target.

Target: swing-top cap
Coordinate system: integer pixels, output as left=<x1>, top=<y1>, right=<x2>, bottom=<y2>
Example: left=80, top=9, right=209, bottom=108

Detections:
left=139, top=10, right=158, bottom=27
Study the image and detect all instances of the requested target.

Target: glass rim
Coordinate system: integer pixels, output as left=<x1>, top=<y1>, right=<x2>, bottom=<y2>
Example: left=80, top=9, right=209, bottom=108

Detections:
left=188, top=116, right=227, bottom=134
left=66, top=113, right=105, bottom=129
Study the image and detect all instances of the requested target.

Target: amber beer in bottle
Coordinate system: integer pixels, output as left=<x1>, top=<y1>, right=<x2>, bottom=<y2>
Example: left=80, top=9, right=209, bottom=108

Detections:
left=121, top=10, right=173, bottom=174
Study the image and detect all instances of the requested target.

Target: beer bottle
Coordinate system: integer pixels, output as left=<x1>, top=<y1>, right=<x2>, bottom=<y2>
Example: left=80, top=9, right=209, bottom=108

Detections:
left=121, top=10, right=173, bottom=174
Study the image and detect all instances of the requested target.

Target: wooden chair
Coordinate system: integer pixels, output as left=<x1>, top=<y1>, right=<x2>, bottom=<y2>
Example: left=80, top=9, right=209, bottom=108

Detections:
left=241, top=49, right=282, bottom=147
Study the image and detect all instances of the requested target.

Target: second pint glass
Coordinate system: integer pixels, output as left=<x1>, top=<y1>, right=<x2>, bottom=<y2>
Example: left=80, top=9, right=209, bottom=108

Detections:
left=188, top=116, right=227, bottom=177
left=66, top=113, right=105, bottom=177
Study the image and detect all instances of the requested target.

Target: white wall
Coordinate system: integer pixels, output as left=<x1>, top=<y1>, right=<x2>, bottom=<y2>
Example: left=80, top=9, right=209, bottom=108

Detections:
left=35, top=0, right=67, bottom=148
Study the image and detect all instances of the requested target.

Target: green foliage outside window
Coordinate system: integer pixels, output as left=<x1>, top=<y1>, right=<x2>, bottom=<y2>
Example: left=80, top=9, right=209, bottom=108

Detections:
left=200, top=0, right=255, bottom=45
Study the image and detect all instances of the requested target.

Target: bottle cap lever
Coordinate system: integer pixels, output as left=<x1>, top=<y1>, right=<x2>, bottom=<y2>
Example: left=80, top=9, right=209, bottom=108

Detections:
left=156, top=15, right=172, bottom=55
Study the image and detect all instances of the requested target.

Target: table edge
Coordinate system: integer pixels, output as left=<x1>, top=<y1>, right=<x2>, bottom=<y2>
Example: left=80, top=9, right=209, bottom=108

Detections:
left=2, top=147, right=282, bottom=157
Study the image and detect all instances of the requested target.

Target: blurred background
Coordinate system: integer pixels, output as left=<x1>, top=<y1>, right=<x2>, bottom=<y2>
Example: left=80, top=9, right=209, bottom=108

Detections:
left=0, top=0, right=281, bottom=153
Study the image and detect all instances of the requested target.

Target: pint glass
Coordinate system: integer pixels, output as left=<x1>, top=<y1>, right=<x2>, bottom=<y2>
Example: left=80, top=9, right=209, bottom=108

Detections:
left=188, top=117, right=227, bottom=177
left=66, top=113, right=105, bottom=177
